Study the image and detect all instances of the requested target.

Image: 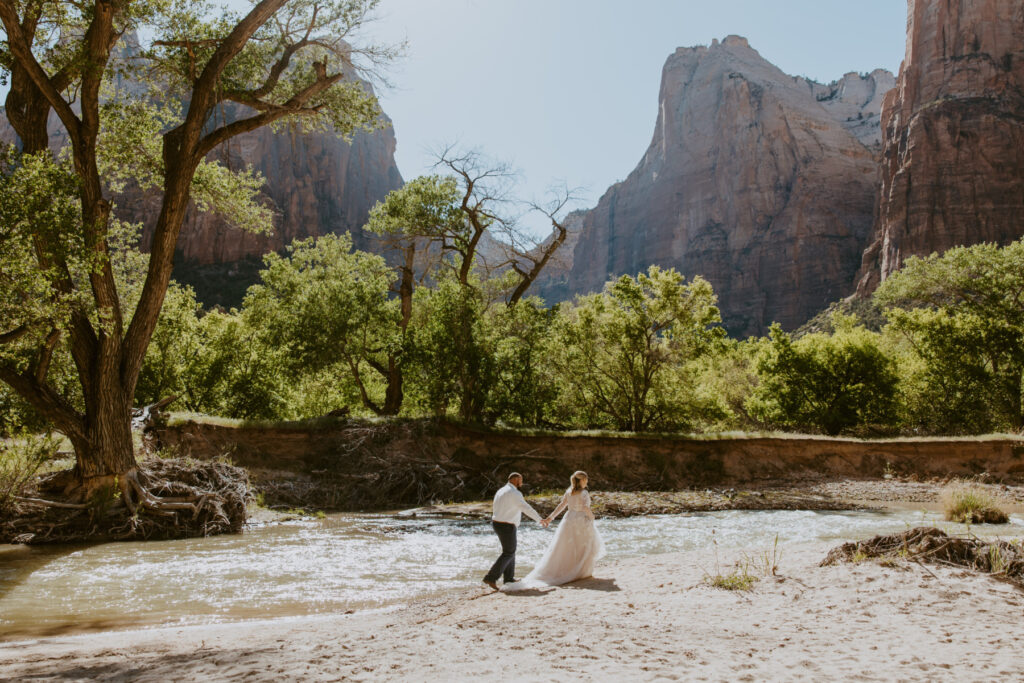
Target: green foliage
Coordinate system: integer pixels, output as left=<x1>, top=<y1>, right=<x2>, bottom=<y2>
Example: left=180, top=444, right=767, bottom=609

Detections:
left=749, top=315, right=898, bottom=435
left=485, top=299, right=560, bottom=426
left=690, top=338, right=759, bottom=431
left=179, top=310, right=290, bottom=420
left=0, top=150, right=85, bottom=362
left=365, top=174, right=464, bottom=241
left=0, top=0, right=395, bottom=466
left=97, top=97, right=275, bottom=235
left=406, top=275, right=493, bottom=419
left=242, top=233, right=398, bottom=415
left=0, top=432, right=59, bottom=511
left=550, top=266, right=726, bottom=432
left=135, top=282, right=204, bottom=407
left=875, top=241, right=1024, bottom=433
left=145, top=0, right=392, bottom=136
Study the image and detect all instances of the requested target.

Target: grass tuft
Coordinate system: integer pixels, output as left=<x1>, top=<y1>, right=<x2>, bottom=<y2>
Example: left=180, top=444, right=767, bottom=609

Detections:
left=941, top=483, right=1009, bottom=524
left=0, top=433, right=59, bottom=510
left=706, top=570, right=758, bottom=591
left=702, top=531, right=781, bottom=591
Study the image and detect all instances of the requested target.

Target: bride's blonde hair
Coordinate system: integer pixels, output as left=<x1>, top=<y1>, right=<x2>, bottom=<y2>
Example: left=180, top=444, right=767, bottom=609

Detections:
left=570, top=470, right=588, bottom=494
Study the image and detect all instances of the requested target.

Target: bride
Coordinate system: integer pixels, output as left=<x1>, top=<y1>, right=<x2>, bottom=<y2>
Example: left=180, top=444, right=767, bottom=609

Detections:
left=503, top=471, right=605, bottom=591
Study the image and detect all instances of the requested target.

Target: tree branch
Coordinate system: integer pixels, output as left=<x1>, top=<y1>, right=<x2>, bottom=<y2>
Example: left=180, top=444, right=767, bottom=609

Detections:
left=34, top=328, right=61, bottom=384
left=194, top=65, right=343, bottom=160
left=0, top=1, right=84, bottom=147
left=180, top=0, right=290, bottom=145
left=0, top=325, right=29, bottom=345
left=0, top=363, right=85, bottom=441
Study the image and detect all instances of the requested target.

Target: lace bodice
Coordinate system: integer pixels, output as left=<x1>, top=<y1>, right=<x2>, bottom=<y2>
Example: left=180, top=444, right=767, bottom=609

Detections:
left=566, top=490, right=590, bottom=511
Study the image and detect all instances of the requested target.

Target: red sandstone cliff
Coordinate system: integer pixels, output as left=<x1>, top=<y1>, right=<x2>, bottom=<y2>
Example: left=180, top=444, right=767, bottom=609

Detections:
left=119, top=101, right=402, bottom=268
left=856, top=0, right=1024, bottom=294
left=565, top=37, right=892, bottom=336
left=128, top=99, right=402, bottom=304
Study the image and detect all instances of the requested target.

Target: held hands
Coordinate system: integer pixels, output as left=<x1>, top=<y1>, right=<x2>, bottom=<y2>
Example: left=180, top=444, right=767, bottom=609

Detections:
left=540, top=517, right=551, bottom=528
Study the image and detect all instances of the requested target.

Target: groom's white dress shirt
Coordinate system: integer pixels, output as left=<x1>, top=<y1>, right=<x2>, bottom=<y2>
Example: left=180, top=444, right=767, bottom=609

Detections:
left=492, top=483, right=543, bottom=526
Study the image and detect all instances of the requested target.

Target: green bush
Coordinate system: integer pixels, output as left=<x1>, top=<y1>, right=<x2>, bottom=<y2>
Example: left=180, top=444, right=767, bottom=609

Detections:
left=0, top=433, right=58, bottom=510
left=748, top=316, right=899, bottom=435
left=875, top=240, right=1024, bottom=433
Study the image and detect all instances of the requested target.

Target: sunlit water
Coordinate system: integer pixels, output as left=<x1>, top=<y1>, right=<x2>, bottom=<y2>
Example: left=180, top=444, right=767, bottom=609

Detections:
left=2, top=509, right=1023, bottom=639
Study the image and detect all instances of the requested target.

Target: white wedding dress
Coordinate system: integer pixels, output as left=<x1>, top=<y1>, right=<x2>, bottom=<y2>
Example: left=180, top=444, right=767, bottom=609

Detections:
left=503, top=489, right=606, bottom=591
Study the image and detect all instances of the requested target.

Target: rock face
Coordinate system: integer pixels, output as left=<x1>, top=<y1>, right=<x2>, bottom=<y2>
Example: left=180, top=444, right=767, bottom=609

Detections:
left=565, top=36, right=891, bottom=336
left=857, top=0, right=1024, bottom=294
left=133, top=112, right=402, bottom=266
left=129, top=105, right=402, bottom=305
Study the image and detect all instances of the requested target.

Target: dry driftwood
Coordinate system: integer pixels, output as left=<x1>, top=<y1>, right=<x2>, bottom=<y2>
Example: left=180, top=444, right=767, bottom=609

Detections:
left=822, top=527, right=1024, bottom=587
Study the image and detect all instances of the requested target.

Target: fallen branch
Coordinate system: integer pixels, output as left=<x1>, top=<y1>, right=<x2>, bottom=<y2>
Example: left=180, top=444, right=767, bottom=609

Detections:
left=822, top=527, right=1024, bottom=587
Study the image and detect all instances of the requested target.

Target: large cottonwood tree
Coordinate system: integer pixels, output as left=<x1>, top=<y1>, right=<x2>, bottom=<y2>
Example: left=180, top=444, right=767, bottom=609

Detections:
left=0, top=0, right=394, bottom=510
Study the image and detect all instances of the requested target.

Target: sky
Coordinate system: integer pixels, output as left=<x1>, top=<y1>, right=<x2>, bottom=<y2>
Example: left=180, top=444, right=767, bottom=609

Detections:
left=361, top=0, right=909, bottom=235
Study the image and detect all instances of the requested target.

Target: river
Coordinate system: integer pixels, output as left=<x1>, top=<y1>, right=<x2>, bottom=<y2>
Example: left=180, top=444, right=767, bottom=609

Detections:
left=2, top=509, right=1022, bottom=640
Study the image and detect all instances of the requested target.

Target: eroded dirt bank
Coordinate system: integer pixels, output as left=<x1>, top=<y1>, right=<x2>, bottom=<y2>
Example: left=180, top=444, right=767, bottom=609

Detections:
left=150, top=419, right=1024, bottom=511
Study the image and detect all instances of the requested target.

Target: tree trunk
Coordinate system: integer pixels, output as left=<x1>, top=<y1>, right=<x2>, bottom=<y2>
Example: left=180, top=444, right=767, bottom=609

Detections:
left=380, top=356, right=403, bottom=415
left=377, top=244, right=417, bottom=416
left=64, top=367, right=137, bottom=495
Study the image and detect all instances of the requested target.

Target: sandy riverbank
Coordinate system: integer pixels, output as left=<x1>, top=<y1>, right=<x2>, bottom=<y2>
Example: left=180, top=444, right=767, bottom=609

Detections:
left=4, top=539, right=1022, bottom=682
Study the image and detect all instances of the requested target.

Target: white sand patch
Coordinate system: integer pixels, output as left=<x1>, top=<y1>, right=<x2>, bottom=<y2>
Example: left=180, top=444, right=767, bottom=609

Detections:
left=4, top=542, right=1022, bottom=681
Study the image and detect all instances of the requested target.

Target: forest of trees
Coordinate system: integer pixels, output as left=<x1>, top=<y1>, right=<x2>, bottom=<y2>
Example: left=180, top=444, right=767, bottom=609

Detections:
left=6, top=209, right=1023, bottom=440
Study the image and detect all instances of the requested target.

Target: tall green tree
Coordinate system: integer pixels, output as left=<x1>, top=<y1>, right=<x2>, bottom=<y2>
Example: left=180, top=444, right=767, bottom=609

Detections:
left=0, top=0, right=394, bottom=507
left=364, top=151, right=577, bottom=419
left=875, top=241, right=1024, bottom=432
left=406, top=274, right=494, bottom=420
left=748, top=316, right=899, bottom=436
left=242, top=233, right=399, bottom=415
left=484, top=297, right=559, bottom=426
left=551, top=266, right=724, bottom=432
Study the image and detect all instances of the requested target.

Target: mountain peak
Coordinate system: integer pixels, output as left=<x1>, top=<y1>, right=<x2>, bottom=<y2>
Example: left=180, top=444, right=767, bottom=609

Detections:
left=561, top=36, right=890, bottom=336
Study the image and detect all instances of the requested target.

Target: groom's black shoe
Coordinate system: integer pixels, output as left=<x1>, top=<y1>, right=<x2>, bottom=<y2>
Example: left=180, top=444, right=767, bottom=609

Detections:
left=483, top=579, right=498, bottom=590
left=504, top=578, right=519, bottom=583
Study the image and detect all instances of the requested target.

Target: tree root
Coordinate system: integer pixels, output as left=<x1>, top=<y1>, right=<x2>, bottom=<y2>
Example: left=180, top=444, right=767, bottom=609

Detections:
left=0, top=459, right=251, bottom=545
left=822, top=527, right=1024, bottom=587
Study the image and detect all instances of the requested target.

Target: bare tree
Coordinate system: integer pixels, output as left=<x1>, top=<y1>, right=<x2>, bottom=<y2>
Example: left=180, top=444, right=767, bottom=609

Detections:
left=505, top=184, right=581, bottom=305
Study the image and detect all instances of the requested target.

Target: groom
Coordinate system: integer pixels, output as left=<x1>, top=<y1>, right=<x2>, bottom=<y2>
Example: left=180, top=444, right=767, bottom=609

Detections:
left=483, top=472, right=548, bottom=590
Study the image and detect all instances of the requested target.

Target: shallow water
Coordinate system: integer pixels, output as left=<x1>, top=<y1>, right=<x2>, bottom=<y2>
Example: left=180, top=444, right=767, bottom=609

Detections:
left=2, top=509, right=1022, bottom=639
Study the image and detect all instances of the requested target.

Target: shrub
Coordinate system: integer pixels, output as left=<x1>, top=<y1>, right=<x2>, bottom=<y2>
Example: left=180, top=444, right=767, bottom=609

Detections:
left=748, top=316, right=899, bottom=435
left=942, top=484, right=1009, bottom=524
left=0, top=433, right=58, bottom=511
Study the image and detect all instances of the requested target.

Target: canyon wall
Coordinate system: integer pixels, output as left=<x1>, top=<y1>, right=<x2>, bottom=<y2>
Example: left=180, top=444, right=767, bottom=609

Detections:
left=856, top=0, right=1024, bottom=293
left=564, top=37, right=892, bottom=336
left=130, top=103, right=402, bottom=306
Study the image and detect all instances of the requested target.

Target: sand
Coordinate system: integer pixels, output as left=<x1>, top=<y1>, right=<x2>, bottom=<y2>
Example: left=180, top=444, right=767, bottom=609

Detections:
left=3, top=540, right=1023, bottom=682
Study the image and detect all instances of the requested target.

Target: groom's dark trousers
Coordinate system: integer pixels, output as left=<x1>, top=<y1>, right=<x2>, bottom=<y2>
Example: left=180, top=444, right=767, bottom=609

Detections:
left=484, top=521, right=517, bottom=583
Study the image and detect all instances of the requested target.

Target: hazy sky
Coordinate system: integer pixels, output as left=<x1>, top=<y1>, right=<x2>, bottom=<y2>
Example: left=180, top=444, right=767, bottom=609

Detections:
left=363, top=0, right=909, bottom=234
